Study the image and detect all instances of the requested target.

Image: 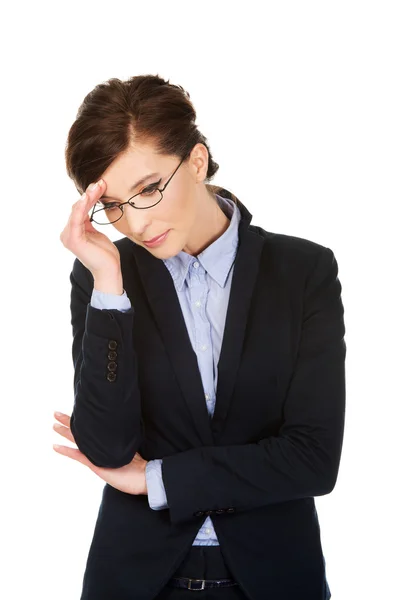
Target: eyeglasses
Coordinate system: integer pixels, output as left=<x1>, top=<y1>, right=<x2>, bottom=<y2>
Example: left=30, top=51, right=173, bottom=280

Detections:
left=90, top=150, right=190, bottom=225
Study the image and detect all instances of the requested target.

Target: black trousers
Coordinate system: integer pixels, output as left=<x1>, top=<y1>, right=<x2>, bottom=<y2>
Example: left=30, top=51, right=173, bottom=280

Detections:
left=153, top=545, right=250, bottom=599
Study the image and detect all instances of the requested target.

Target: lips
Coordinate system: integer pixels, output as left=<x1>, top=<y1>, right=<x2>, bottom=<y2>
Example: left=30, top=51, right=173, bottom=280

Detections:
left=144, top=230, right=169, bottom=243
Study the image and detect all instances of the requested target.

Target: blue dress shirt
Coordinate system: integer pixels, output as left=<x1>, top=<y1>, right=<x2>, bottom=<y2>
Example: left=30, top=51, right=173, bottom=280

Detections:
left=90, top=193, right=240, bottom=545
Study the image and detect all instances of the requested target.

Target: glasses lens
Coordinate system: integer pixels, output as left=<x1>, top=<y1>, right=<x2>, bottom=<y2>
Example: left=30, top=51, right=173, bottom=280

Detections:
left=91, top=205, right=123, bottom=225
left=129, top=189, right=163, bottom=210
left=91, top=190, right=163, bottom=224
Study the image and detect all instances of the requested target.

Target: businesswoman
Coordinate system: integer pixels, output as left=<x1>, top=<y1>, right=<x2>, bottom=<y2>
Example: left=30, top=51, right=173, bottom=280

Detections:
left=54, top=74, right=346, bottom=600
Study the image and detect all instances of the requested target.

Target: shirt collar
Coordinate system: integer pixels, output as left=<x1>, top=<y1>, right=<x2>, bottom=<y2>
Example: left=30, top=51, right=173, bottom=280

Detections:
left=163, top=194, right=241, bottom=291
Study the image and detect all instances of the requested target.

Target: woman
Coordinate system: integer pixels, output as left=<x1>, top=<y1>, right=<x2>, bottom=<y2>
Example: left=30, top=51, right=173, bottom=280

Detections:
left=54, top=74, right=345, bottom=600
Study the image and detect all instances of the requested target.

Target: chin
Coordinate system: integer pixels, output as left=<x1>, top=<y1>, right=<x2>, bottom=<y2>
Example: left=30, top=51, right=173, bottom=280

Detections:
left=153, top=246, right=180, bottom=259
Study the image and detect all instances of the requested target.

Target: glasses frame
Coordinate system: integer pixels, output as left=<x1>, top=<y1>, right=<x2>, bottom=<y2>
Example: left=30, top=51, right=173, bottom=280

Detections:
left=89, top=148, right=192, bottom=225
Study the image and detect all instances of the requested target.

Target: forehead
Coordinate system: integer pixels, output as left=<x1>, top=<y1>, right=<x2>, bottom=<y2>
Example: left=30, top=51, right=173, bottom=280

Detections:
left=103, top=141, right=160, bottom=177
left=99, top=143, right=163, bottom=199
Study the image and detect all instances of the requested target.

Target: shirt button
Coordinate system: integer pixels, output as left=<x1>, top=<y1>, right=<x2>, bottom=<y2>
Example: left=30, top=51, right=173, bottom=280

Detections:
left=195, top=300, right=201, bottom=307
left=205, top=393, right=210, bottom=400
left=200, top=344, right=207, bottom=351
left=193, top=261, right=199, bottom=269
left=205, top=528, right=211, bottom=534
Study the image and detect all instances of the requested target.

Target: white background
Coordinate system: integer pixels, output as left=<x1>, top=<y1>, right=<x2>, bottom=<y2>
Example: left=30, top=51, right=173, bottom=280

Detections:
left=1, top=1, right=399, bottom=598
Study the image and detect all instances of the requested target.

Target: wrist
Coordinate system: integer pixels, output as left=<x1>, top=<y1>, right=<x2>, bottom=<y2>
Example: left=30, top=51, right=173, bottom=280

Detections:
left=93, top=273, right=123, bottom=295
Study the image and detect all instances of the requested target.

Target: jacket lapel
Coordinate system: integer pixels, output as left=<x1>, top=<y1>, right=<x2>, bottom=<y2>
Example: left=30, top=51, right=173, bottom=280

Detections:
left=131, top=187, right=265, bottom=445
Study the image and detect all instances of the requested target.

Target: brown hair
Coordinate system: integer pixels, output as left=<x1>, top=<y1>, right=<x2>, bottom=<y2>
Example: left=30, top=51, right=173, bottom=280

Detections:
left=64, top=74, right=220, bottom=196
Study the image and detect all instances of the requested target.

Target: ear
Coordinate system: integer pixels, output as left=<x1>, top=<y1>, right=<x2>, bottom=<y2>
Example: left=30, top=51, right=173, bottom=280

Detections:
left=189, top=143, right=209, bottom=183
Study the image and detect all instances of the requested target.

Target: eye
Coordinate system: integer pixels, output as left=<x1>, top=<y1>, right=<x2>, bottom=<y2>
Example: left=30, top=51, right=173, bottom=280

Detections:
left=97, top=201, right=119, bottom=210
left=141, top=180, right=161, bottom=196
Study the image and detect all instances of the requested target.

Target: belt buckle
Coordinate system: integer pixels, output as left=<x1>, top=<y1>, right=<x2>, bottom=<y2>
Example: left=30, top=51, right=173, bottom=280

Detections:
left=188, top=578, right=206, bottom=591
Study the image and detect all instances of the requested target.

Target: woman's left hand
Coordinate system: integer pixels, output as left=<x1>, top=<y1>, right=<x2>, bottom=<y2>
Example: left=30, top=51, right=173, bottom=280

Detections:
left=52, top=412, right=148, bottom=496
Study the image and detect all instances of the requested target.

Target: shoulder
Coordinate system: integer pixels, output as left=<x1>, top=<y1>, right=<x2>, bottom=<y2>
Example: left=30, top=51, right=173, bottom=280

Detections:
left=251, top=223, right=332, bottom=258
left=250, top=225, right=337, bottom=280
left=102, top=230, right=336, bottom=283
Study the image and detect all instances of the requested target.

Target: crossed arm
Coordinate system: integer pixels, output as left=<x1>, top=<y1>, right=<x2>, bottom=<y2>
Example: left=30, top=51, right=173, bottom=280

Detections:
left=67, top=247, right=346, bottom=527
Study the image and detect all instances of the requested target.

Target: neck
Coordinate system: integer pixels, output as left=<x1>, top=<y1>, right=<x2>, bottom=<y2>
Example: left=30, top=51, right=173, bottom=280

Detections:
left=183, top=186, right=230, bottom=256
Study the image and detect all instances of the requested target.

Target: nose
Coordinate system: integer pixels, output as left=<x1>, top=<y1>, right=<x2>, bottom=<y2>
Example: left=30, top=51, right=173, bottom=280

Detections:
left=123, top=204, right=153, bottom=239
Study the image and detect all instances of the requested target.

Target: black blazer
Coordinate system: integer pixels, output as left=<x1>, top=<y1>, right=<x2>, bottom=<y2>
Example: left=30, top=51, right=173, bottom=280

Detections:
left=69, top=185, right=346, bottom=600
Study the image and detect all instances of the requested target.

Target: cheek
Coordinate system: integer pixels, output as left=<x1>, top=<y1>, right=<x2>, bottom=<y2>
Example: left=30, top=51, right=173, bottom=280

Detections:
left=164, top=192, right=194, bottom=226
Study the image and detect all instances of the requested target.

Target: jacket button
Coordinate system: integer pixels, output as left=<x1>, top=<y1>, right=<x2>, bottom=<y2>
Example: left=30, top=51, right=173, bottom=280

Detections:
left=108, top=350, right=117, bottom=360
left=204, top=510, right=213, bottom=516
left=193, top=511, right=204, bottom=517
left=215, top=509, right=225, bottom=514
left=107, top=372, right=117, bottom=382
left=108, top=340, right=118, bottom=350
left=107, top=361, right=117, bottom=372
left=226, top=507, right=235, bottom=513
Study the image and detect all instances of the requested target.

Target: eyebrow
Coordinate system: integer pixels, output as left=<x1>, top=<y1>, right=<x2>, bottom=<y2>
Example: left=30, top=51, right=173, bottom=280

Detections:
left=100, top=172, right=161, bottom=200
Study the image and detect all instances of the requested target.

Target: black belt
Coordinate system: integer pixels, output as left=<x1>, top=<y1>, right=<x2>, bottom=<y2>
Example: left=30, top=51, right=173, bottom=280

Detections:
left=168, top=576, right=239, bottom=590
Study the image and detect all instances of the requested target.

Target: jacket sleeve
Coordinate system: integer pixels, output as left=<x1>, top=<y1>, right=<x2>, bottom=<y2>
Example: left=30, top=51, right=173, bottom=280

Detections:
left=90, top=288, right=169, bottom=510
left=90, top=289, right=169, bottom=510
left=69, top=257, right=144, bottom=468
left=161, top=246, right=346, bottom=526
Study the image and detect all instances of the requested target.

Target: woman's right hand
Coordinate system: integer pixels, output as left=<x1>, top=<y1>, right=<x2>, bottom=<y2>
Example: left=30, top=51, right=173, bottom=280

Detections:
left=60, top=179, right=121, bottom=279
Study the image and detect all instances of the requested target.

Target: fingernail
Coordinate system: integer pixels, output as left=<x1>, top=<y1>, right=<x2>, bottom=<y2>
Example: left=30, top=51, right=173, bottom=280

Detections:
left=88, top=181, right=99, bottom=191
left=80, top=193, right=87, bottom=202
left=53, top=444, right=61, bottom=449
left=54, top=411, right=63, bottom=417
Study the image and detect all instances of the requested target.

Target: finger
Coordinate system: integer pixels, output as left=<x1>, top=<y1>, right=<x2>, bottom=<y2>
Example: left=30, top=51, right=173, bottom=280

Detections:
left=54, top=411, right=71, bottom=428
left=60, top=180, right=107, bottom=244
left=67, top=180, right=105, bottom=239
left=53, top=444, right=93, bottom=468
left=62, top=180, right=104, bottom=236
left=75, top=180, right=105, bottom=217
left=53, top=422, right=75, bottom=444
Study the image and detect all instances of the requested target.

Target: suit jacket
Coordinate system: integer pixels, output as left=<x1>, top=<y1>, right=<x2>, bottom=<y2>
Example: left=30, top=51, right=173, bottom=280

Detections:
left=69, top=184, right=346, bottom=600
